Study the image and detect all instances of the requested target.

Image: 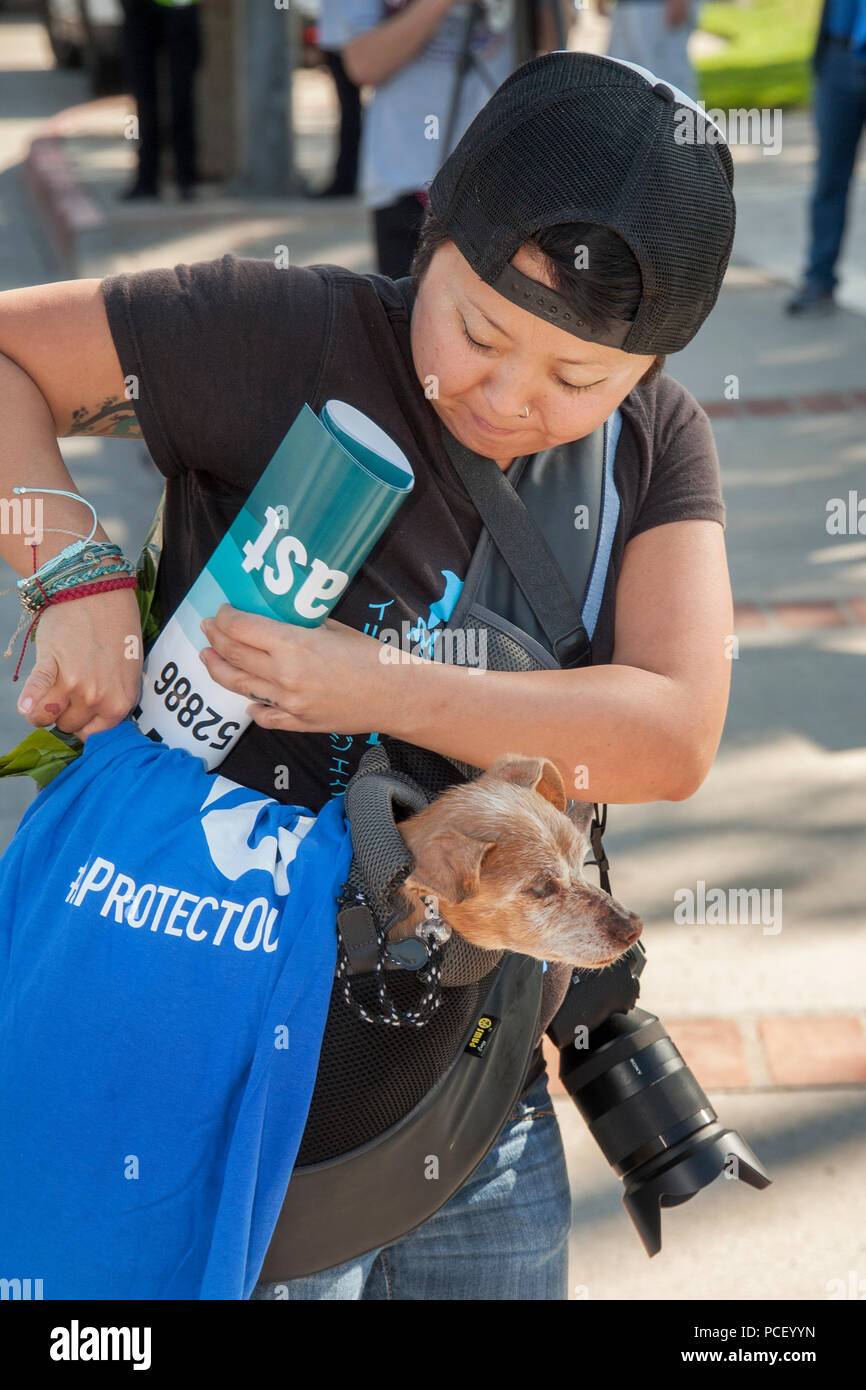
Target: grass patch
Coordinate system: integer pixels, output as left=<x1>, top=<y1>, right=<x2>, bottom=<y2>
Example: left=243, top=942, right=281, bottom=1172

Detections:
left=695, top=0, right=824, bottom=109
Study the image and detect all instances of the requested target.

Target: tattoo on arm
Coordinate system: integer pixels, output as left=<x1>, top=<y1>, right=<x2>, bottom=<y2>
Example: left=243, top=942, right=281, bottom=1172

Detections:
left=69, top=396, right=142, bottom=438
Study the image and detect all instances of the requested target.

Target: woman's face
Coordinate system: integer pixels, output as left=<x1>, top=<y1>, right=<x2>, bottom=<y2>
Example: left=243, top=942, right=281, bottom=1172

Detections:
left=410, top=239, right=657, bottom=467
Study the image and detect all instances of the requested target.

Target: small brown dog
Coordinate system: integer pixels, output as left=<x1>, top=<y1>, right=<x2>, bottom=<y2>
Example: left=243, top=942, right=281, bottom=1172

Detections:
left=388, top=753, right=642, bottom=968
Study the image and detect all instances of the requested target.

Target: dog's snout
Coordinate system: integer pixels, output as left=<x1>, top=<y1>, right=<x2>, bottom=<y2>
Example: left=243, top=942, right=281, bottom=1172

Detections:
left=609, top=909, right=643, bottom=946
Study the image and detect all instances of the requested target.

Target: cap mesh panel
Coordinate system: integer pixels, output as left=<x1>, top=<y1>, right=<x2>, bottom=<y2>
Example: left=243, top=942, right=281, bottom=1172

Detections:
left=428, top=51, right=735, bottom=353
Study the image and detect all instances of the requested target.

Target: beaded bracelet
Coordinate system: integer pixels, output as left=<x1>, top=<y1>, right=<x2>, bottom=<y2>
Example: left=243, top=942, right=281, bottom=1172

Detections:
left=1, top=486, right=138, bottom=682
left=17, top=543, right=134, bottom=614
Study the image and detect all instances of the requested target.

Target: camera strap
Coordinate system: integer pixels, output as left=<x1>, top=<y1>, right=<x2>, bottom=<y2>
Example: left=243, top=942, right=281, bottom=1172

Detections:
left=438, top=427, right=593, bottom=669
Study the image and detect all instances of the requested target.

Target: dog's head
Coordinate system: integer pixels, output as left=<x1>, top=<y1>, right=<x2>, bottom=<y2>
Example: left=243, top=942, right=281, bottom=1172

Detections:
left=397, top=754, right=642, bottom=968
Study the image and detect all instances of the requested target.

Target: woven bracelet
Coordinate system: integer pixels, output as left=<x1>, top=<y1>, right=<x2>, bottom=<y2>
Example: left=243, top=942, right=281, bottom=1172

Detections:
left=10, top=574, right=139, bottom=683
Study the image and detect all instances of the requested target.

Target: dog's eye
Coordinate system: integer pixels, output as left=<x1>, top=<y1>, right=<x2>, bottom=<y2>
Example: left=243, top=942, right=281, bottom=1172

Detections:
left=526, top=877, right=557, bottom=899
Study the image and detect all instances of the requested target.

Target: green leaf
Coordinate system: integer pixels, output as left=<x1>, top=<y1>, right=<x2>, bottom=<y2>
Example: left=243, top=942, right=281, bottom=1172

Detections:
left=0, top=726, right=83, bottom=790
left=135, top=486, right=165, bottom=649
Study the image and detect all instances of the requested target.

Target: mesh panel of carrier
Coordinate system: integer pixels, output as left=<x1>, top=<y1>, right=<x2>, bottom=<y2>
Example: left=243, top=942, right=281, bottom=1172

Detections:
left=296, top=970, right=492, bottom=1163
left=297, top=615, right=554, bottom=1166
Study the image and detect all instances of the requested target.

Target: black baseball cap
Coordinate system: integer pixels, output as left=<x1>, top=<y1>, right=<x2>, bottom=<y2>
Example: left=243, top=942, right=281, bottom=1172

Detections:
left=427, top=50, right=736, bottom=355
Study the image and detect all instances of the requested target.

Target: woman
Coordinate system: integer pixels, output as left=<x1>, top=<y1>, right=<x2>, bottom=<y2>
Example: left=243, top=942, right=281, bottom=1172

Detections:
left=0, top=52, right=734, bottom=1299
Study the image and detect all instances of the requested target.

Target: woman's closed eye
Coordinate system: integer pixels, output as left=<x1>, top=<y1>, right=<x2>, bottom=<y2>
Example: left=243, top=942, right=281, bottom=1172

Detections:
left=460, top=319, right=601, bottom=394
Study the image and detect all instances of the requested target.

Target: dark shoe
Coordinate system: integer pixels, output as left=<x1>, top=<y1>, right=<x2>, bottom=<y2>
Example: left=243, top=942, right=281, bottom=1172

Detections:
left=785, top=284, right=836, bottom=315
left=178, top=184, right=196, bottom=202
left=118, top=179, right=160, bottom=201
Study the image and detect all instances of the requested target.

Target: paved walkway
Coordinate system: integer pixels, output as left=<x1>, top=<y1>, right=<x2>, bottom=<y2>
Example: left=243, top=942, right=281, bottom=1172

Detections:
left=2, top=11, right=864, bottom=1301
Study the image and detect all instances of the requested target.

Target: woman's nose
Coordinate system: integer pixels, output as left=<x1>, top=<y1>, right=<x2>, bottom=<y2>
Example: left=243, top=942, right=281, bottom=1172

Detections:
left=479, top=375, right=533, bottom=423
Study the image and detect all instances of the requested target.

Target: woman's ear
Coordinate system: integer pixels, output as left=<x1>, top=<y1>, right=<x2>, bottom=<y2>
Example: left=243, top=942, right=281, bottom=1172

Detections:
left=638, top=353, right=665, bottom=386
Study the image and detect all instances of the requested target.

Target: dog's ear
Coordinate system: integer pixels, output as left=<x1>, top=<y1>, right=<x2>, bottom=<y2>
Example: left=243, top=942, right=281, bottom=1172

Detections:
left=402, top=829, right=497, bottom=905
left=481, top=754, right=567, bottom=813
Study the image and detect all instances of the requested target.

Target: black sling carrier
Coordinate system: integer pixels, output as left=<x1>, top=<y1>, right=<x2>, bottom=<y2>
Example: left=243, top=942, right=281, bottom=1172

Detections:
left=255, top=275, right=624, bottom=1282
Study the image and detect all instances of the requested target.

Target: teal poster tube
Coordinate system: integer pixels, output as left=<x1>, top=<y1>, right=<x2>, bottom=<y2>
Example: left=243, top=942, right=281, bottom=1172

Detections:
left=135, top=401, right=414, bottom=768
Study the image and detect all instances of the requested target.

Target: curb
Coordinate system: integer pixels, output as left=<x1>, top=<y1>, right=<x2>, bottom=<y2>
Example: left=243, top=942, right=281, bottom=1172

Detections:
left=23, top=100, right=114, bottom=280
left=734, top=598, right=866, bottom=629
left=542, top=1013, right=866, bottom=1095
left=704, top=390, right=866, bottom=418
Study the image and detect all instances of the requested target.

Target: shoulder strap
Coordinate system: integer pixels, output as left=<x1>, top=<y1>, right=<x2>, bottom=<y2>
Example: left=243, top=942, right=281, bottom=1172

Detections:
left=439, top=430, right=592, bottom=668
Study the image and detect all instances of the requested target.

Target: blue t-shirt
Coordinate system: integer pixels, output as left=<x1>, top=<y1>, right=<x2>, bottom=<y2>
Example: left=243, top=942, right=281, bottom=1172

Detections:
left=0, top=720, right=353, bottom=1299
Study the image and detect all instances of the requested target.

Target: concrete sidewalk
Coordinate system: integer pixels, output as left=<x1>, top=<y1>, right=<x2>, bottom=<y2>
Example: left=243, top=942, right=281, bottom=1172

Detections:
left=6, top=48, right=866, bottom=1303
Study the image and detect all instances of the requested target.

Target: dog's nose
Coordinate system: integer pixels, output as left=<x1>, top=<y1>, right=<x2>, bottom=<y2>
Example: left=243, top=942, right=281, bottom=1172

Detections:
left=610, top=909, right=642, bottom=945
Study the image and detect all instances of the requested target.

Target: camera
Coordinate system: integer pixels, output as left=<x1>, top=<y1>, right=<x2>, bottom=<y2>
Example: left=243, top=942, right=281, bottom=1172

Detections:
left=548, top=942, right=772, bottom=1255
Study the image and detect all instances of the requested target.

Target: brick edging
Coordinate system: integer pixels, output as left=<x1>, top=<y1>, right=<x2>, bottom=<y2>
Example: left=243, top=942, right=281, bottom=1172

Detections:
left=734, top=598, right=866, bottom=629
left=24, top=125, right=108, bottom=280
left=543, top=1015, right=866, bottom=1092
left=700, top=391, right=866, bottom=418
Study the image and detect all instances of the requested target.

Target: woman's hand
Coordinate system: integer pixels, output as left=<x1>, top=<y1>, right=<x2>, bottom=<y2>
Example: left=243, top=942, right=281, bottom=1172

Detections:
left=198, top=605, right=401, bottom=734
left=15, top=586, right=144, bottom=741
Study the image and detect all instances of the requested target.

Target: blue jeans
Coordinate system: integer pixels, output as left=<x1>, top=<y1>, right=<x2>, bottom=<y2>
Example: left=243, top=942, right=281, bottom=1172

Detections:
left=805, top=40, right=866, bottom=292
left=249, top=1070, right=572, bottom=1300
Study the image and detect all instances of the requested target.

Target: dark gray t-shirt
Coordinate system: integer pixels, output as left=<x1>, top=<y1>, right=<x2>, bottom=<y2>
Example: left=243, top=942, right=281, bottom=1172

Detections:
left=101, top=252, right=727, bottom=1088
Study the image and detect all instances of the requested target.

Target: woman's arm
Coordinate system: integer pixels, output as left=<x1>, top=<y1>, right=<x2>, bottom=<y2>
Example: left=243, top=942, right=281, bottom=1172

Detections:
left=199, top=519, right=732, bottom=804
left=342, top=0, right=458, bottom=87
left=0, top=282, right=146, bottom=736
left=0, top=278, right=138, bottom=440
left=386, top=518, right=734, bottom=803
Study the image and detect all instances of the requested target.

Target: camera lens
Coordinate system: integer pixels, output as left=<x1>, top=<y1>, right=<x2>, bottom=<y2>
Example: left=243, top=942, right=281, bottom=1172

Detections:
left=559, top=1007, right=771, bottom=1255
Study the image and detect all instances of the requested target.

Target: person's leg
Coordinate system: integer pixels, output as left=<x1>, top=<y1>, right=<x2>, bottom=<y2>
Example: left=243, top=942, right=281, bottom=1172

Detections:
left=803, top=43, right=866, bottom=294
left=373, top=192, right=428, bottom=278
left=326, top=49, right=362, bottom=194
left=119, top=0, right=161, bottom=194
left=166, top=1, right=203, bottom=194
left=361, top=1070, right=572, bottom=1300
left=249, top=1244, right=383, bottom=1300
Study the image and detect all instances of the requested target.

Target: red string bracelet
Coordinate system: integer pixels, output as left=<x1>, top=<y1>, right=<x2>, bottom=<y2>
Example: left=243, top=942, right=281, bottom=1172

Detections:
left=12, top=575, right=139, bottom=683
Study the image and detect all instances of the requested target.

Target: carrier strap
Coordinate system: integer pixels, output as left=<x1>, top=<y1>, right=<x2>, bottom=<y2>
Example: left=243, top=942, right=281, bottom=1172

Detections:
left=437, top=429, right=592, bottom=669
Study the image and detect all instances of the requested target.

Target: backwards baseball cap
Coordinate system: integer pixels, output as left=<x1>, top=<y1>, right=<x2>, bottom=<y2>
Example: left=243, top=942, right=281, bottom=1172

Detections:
left=427, top=50, right=736, bottom=355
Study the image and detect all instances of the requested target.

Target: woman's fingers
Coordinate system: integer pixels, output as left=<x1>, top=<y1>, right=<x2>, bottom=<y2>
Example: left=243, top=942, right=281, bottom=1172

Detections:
left=198, top=644, right=280, bottom=705
left=74, top=714, right=117, bottom=742
left=202, top=605, right=284, bottom=653
left=16, top=652, right=64, bottom=726
left=199, top=611, right=291, bottom=679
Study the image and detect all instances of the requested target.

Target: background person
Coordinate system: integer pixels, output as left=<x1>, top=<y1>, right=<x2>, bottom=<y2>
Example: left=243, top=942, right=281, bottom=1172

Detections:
left=118, top=0, right=203, bottom=201
left=603, top=0, right=697, bottom=101
left=312, top=0, right=364, bottom=198
left=333, top=0, right=567, bottom=276
left=786, top=0, right=866, bottom=314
